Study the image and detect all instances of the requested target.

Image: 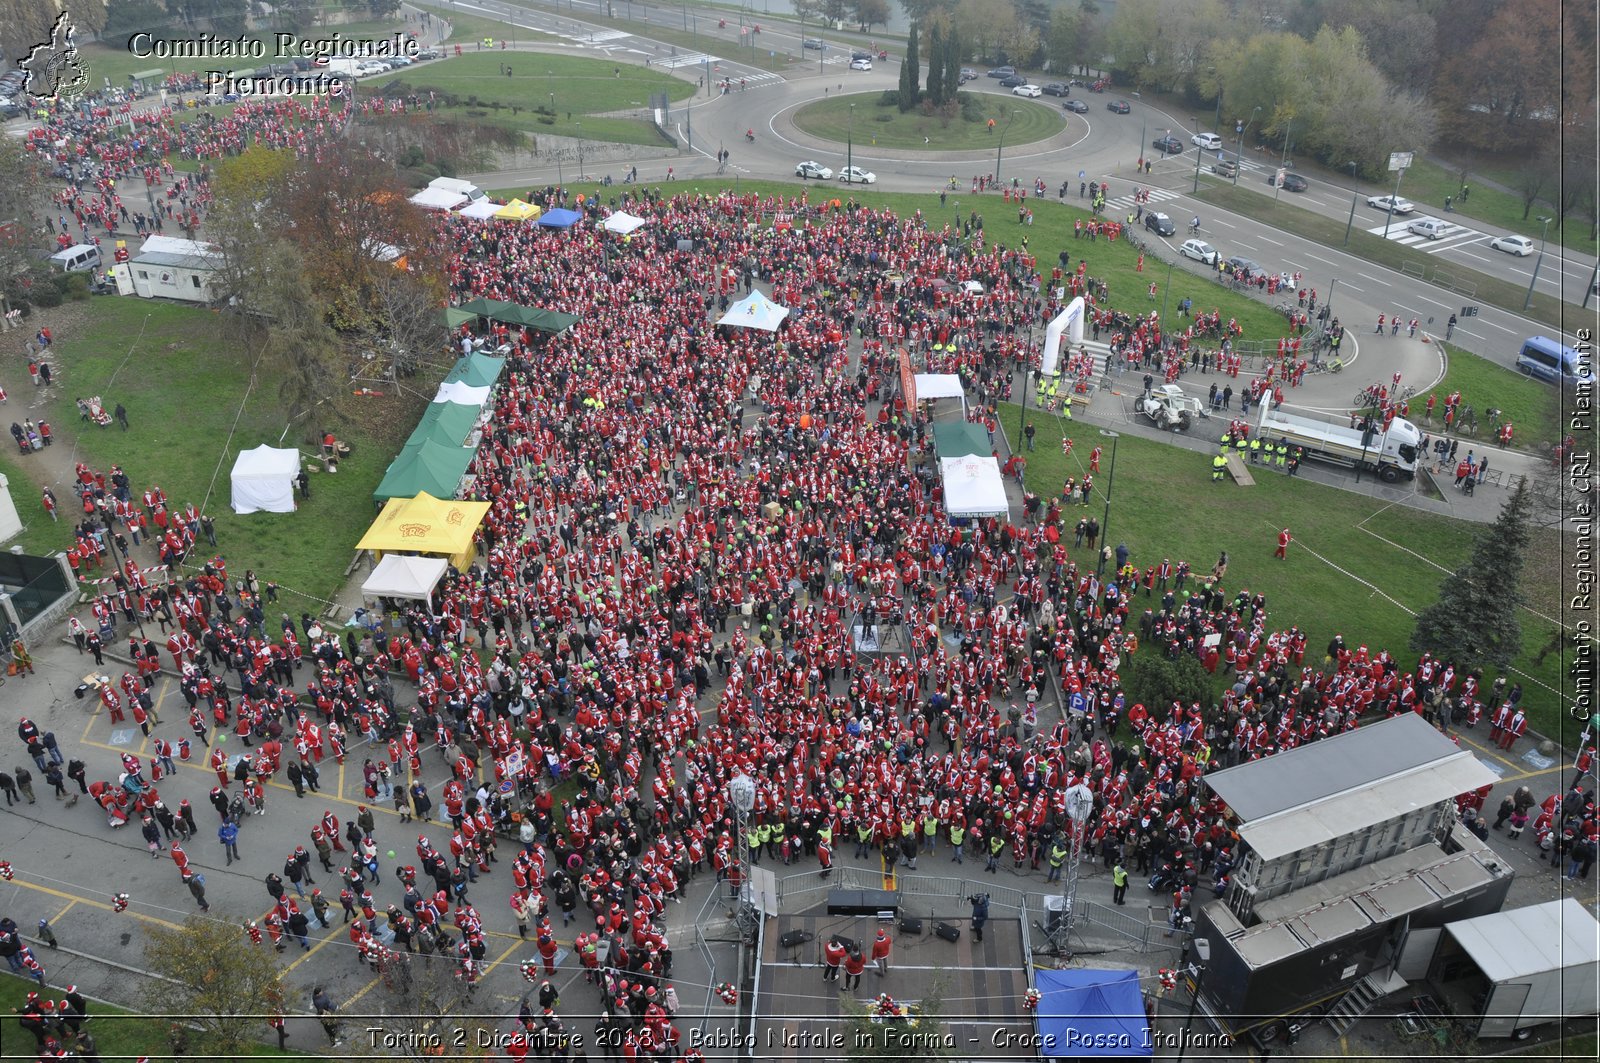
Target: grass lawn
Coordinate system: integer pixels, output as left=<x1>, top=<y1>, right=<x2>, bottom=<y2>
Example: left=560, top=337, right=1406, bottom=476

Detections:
left=1193, top=180, right=1581, bottom=334
left=496, top=176, right=1296, bottom=345
left=20, top=298, right=421, bottom=617
left=1399, top=155, right=1597, bottom=256
left=1005, top=406, right=1576, bottom=742
left=1425, top=344, right=1565, bottom=449
left=410, top=1, right=557, bottom=44
left=76, top=18, right=413, bottom=86
left=366, top=51, right=691, bottom=146
left=793, top=92, right=1066, bottom=152
left=0, top=972, right=326, bottom=1059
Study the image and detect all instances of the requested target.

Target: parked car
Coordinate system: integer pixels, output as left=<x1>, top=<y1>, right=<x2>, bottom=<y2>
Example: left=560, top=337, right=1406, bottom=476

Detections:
left=1152, top=134, right=1184, bottom=154
left=1041, top=82, right=1070, bottom=96
left=1063, top=99, right=1089, bottom=113
left=1106, top=99, right=1131, bottom=114
left=1191, top=132, right=1223, bottom=150
left=1489, top=234, right=1535, bottom=256
left=999, top=74, right=1027, bottom=88
left=1268, top=172, right=1308, bottom=192
left=838, top=166, right=877, bottom=184
left=795, top=160, right=834, bottom=180
left=1225, top=255, right=1263, bottom=278
left=1012, top=83, right=1042, bottom=97
left=986, top=66, right=1016, bottom=79
left=802, top=38, right=824, bottom=49
left=1144, top=212, right=1176, bottom=237
left=1212, top=158, right=1239, bottom=177
left=1180, top=239, right=1220, bottom=265
left=849, top=58, right=873, bottom=71
left=1367, top=194, right=1415, bottom=214
left=959, top=68, right=979, bottom=82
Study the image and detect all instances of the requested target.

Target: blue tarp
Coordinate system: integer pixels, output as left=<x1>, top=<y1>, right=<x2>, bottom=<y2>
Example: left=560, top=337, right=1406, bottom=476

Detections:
left=1034, top=969, right=1152, bottom=1058
left=537, top=208, right=583, bottom=229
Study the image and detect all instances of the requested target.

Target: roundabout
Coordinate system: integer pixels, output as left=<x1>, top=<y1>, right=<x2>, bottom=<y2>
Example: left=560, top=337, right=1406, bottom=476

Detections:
left=791, top=91, right=1067, bottom=152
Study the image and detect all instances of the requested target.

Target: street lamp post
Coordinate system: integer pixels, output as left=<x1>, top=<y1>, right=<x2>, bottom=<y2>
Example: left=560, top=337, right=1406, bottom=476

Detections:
left=1159, top=256, right=1175, bottom=321
left=993, top=107, right=1014, bottom=184
left=1233, top=106, right=1259, bottom=186
left=1343, top=162, right=1360, bottom=246
left=1523, top=216, right=1553, bottom=311
left=1273, top=116, right=1293, bottom=201
left=1191, top=116, right=1203, bottom=193
left=847, top=103, right=854, bottom=181
left=1095, top=430, right=1119, bottom=575
left=1174, top=938, right=1212, bottom=1063
left=728, top=771, right=761, bottom=987
left=1381, top=151, right=1413, bottom=242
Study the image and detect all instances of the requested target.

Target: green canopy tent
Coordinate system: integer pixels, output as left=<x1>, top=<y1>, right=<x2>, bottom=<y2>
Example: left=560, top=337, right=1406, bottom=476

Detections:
left=443, top=353, right=507, bottom=388
left=523, top=307, right=580, bottom=334
left=932, top=421, right=993, bottom=459
left=439, top=307, right=478, bottom=329
left=413, top=401, right=481, bottom=449
left=373, top=437, right=478, bottom=502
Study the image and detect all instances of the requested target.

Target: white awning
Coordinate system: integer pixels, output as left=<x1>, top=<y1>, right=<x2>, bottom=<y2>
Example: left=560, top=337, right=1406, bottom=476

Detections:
left=913, top=373, right=965, bottom=400
left=717, top=290, right=790, bottom=332
left=409, top=187, right=469, bottom=211
left=602, top=210, right=649, bottom=235
left=432, top=380, right=492, bottom=407
left=361, top=554, right=449, bottom=611
left=940, top=455, right=1009, bottom=518
left=457, top=200, right=502, bottom=220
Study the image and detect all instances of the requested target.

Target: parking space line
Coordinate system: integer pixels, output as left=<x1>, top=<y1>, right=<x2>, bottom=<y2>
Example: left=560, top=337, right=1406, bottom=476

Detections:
left=482, top=938, right=525, bottom=979
left=5, top=874, right=186, bottom=931
left=341, top=974, right=385, bottom=1009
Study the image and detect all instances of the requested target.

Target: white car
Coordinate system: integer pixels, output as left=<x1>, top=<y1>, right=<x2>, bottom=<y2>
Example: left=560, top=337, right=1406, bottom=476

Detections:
left=960, top=280, right=984, bottom=295
left=838, top=166, right=876, bottom=184
left=1367, top=194, right=1415, bottom=215
left=1191, top=132, right=1223, bottom=150
left=794, top=160, right=834, bottom=180
left=849, top=58, right=873, bottom=71
left=1179, top=238, right=1219, bottom=265
left=1489, top=234, right=1535, bottom=256
left=1012, top=84, right=1042, bottom=97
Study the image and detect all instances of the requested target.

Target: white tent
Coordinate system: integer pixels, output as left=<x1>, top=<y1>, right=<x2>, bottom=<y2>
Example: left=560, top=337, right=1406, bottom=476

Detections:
left=230, top=445, right=301, bottom=514
left=432, top=380, right=493, bottom=407
left=940, top=455, right=1010, bottom=518
left=457, top=199, right=502, bottom=220
left=361, top=554, right=449, bottom=613
left=602, top=211, right=649, bottom=235
left=913, top=373, right=967, bottom=416
left=409, top=186, right=469, bottom=211
left=717, top=290, right=790, bottom=332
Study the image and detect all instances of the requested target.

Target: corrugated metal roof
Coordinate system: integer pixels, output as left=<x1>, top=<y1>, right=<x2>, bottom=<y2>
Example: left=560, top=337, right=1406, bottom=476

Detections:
left=131, top=251, right=220, bottom=271
left=1204, top=715, right=1470, bottom=822
left=1446, top=899, right=1600, bottom=983
left=1236, top=753, right=1493, bottom=862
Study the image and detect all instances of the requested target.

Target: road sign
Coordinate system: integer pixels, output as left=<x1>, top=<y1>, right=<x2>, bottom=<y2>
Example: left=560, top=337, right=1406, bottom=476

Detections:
left=1462, top=306, right=1479, bottom=317
left=1388, top=151, right=1414, bottom=171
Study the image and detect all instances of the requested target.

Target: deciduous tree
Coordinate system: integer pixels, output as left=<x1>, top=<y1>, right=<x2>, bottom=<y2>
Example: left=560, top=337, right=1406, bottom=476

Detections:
left=144, top=916, right=287, bottom=1057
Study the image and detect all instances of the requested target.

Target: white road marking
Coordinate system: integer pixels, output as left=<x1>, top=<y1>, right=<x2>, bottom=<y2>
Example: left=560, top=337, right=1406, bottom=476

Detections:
left=1257, top=236, right=1283, bottom=246
left=1305, top=253, right=1339, bottom=267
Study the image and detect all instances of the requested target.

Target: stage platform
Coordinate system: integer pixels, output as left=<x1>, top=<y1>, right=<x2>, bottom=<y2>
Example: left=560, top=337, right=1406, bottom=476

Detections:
left=751, top=913, right=1036, bottom=1061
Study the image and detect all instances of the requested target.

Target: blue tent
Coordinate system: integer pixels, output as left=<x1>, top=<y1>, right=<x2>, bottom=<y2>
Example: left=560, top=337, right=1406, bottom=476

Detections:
left=537, top=208, right=583, bottom=229
left=1034, top=969, right=1152, bottom=1059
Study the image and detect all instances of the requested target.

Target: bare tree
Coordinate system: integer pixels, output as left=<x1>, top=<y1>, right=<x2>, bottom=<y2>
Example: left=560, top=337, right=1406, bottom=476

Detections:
left=143, top=916, right=287, bottom=1057
left=354, top=947, right=502, bottom=1060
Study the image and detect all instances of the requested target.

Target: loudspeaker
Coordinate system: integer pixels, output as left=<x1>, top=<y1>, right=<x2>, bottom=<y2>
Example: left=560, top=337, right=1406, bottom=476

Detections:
left=898, top=917, right=923, bottom=935
left=830, top=934, right=858, bottom=953
left=779, top=930, right=812, bottom=949
left=935, top=922, right=961, bottom=943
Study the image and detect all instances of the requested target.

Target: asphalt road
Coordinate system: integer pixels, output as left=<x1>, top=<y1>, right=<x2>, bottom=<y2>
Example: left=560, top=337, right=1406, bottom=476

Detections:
left=451, top=0, right=1596, bottom=369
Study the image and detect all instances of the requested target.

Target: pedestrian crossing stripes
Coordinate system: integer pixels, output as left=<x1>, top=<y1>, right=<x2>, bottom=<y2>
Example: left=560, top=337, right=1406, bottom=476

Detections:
left=1104, top=187, right=1182, bottom=212
left=655, top=51, right=716, bottom=68
left=585, top=30, right=629, bottom=43
left=1365, top=222, right=1489, bottom=254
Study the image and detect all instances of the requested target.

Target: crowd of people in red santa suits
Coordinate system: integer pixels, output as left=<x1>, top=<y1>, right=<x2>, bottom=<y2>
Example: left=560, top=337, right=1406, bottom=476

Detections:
left=26, top=175, right=1571, bottom=1061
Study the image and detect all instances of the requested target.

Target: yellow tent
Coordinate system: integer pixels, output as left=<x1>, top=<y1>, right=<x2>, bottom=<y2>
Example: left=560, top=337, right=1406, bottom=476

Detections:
left=355, top=491, right=489, bottom=572
left=493, top=198, right=542, bottom=222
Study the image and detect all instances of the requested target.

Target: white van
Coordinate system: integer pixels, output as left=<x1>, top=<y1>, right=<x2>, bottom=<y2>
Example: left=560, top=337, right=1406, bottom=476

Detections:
left=49, top=244, right=102, bottom=272
left=1407, top=217, right=1449, bottom=240
left=428, top=177, right=486, bottom=203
